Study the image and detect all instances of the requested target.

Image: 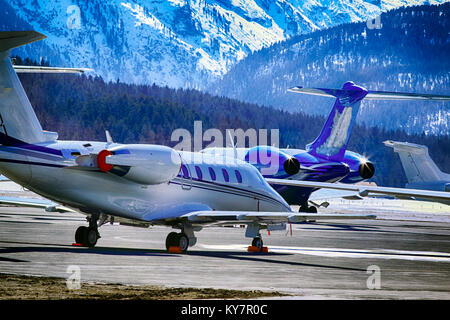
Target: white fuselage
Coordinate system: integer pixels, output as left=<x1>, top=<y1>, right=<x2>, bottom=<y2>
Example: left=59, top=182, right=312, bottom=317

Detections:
left=0, top=140, right=291, bottom=223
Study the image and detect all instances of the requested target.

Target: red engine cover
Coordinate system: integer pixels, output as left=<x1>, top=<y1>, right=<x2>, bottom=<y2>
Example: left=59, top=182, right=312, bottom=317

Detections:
left=97, top=149, right=113, bottom=172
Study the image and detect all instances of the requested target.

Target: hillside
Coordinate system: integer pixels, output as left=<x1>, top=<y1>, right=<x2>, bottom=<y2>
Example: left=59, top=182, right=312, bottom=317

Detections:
left=1, top=0, right=446, bottom=88
left=210, top=3, right=450, bottom=135
left=15, top=62, right=450, bottom=188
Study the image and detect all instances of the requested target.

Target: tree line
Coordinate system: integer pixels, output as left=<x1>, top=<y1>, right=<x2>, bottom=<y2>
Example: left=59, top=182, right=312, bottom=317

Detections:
left=15, top=56, right=450, bottom=188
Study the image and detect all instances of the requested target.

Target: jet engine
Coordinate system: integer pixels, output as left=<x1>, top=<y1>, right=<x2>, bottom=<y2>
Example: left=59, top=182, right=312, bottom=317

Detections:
left=245, top=146, right=300, bottom=177
left=339, top=151, right=375, bottom=183
left=96, top=144, right=182, bottom=185
left=358, top=160, right=375, bottom=179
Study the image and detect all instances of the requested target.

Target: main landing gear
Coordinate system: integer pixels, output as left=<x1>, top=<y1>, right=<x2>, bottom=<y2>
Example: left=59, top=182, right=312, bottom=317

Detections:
left=165, top=232, right=189, bottom=252
left=165, top=224, right=199, bottom=253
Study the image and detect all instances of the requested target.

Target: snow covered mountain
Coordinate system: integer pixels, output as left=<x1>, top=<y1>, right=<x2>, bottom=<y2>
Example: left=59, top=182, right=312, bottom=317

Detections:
left=1, top=0, right=447, bottom=88
left=209, top=3, right=450, bottom=135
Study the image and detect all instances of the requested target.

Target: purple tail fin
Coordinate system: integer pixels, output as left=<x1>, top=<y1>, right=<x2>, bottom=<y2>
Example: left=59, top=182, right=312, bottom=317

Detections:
left=301, top=82, right=368, bottom=161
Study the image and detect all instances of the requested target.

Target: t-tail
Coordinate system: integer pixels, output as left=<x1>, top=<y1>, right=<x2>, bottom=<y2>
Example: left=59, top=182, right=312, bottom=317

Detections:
left=0, top=31, right=48, bottom=145
left=384, top=140, right=450, bottom=186
left=290, top=81, right=367, bottom=161
left=289, top=82, right=450, bottom=162
left=0, top=31, right=90, bottom=146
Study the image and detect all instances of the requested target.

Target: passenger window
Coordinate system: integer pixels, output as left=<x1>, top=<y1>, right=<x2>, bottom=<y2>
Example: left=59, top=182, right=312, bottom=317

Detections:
left=208, top=167, right=216, bottom=181
left=222, top=168, right=229, bottom=182
left=195, top=166, right=202, bottom=180
left=235, top=170, right=242, bottom=183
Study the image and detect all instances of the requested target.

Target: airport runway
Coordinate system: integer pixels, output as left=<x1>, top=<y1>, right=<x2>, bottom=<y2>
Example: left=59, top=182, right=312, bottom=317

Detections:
left=0, top=206, right=450, bottom=299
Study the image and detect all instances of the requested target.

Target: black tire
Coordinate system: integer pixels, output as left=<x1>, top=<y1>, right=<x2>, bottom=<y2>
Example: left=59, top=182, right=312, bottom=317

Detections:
left=85, top=227, right=98, bottom=247
left=165, top=232, right=179, bottom=251
left=178, top=233, right=189, bottom=253
left=299, top=204, right=309, bottom=212
left=252, top=237, right=263, bottom=252
left=75, top=226, right=88, bottom=244
left=75, top=226, right=97, bottom=247
left=308, top=206, right=318, bottom=213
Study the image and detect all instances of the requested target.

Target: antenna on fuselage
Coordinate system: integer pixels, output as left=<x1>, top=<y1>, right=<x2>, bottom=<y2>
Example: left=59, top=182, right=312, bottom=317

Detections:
left=105, top=130, right=113, bottom=146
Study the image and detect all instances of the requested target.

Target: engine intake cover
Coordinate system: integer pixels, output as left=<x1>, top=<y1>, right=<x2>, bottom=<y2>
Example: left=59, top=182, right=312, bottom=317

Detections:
left=100, top=144, right=182, bottom=185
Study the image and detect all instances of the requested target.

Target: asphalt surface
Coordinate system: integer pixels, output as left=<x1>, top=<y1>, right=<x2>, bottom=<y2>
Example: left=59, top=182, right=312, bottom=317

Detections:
left=0, top=206, right=449, bottom=299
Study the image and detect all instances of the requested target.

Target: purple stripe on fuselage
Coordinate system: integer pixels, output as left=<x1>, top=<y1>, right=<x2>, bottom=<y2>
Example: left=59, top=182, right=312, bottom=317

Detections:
left=0, top=158, right=66, bottom=168
left=0, top=132, right=62, bottom=156
left=0, top=145, right=63, bottom=161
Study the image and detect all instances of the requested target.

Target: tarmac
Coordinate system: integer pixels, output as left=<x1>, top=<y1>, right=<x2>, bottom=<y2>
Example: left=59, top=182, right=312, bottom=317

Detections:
left=0, top=204, right=449, bottom=299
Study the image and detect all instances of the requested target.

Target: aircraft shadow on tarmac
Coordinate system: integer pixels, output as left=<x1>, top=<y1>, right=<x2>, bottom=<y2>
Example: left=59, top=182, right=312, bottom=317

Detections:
left=0, top=240, right=366, bottom=272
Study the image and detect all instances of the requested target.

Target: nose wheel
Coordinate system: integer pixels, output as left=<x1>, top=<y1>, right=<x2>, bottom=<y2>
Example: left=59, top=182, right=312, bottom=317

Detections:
left=74, top=215, right=101, bottom=247
left=252, top=236, right=263, bottom=250
left=248, top=236, right=267, bottom=253
left=75, top=226, right=99, bottom=247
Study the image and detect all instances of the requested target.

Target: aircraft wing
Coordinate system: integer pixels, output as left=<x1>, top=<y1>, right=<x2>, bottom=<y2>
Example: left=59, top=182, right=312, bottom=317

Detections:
left=0, top=196, right=74, bottom=213
left=13, top=65, right=93, bottom=73
left=179, top=211, right=375, bottom=224
left=266, top=178, right=450, bottom=203
left=309, top=188, right=364, bottom=201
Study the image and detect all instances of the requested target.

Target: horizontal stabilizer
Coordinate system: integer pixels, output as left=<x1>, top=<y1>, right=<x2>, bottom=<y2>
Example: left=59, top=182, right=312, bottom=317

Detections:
left=288, top=86, right=450, bottom=101
left=365, top=91, right=450, bottom=101
left=0, top=31, right=46, bottom=52
left=13, top=65, right=93, bottom=74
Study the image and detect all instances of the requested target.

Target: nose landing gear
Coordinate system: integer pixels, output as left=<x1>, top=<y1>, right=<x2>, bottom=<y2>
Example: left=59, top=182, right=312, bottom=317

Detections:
left=75, top=226, right=99, bottom=247
left=251, top=236, right=264, bottom=252
left=74, top=214, right=102, bottom=247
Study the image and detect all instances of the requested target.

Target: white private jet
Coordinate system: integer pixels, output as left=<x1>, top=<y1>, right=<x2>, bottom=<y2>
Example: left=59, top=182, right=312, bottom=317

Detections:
left=0, top=31, right=375, bottom=252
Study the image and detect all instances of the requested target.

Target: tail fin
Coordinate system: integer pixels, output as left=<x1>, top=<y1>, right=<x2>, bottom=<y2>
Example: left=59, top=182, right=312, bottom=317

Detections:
left=290, top=81, right=367, bottom=161
left=0, top=31, right=47, bottom=145
left=384, top=140, right=450, bottom=184
left=289, top=83, right=450, bottom=162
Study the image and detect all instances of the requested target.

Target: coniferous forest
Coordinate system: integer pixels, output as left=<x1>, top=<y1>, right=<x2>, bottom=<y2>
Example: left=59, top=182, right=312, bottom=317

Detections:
left=16, top=56, right=450, bottom=189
